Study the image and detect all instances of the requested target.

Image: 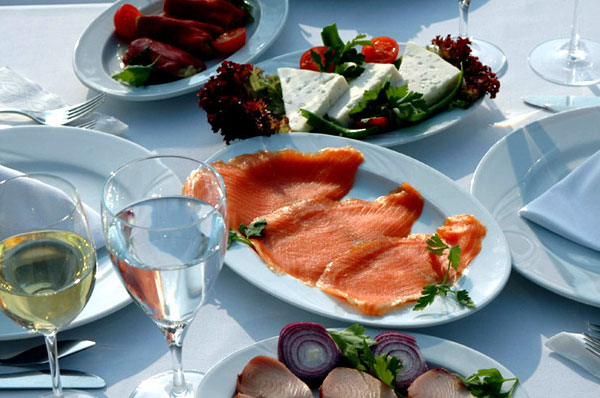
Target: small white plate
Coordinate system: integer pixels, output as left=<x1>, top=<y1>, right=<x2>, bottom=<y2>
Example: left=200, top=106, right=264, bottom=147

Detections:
left=209, top=133, right=511, bottom=328
left=0, top=125, right=152, bottom=339
left=196, top=329, right=528, bottom=397
left=471, top=106, right=600, bottom=307
left=73, top=0, right=288, bottom=101
left=255, top=47, right=483, bottom=148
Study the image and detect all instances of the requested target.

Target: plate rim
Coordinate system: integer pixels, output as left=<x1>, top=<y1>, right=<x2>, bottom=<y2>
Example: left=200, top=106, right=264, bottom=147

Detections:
left=470, top=105, right=600, bottom=308
left=0, top=125, right=153, bottom=339
left=209, top=132, right=512, bottom=328
left=72, top=0, right=289, bottom=101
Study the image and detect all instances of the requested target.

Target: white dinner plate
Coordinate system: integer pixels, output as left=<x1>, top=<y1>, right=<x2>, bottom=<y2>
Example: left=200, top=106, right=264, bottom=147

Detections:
left=209, top=133, right=511, bottom=328
left=73, top=0, right=288, bottom=101
left=254, top=47, right=483, bottom=148
left=471, top=106, right=600, bottom=307
left=196, top=329, right=528, bottom=397
left=0, top=126, right=152, bottom=339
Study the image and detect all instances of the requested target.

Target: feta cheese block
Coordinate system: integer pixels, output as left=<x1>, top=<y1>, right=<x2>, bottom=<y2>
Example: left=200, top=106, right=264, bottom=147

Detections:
left=278, top=67, right=349, bottom=132
left=399, top=41, right=461, bottom=105
left=327, top=63, right=404, bottom=127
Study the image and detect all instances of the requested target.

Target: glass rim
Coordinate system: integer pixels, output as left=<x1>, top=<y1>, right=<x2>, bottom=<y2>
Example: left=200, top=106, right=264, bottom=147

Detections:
left=101, top=154, right=227, bottom=228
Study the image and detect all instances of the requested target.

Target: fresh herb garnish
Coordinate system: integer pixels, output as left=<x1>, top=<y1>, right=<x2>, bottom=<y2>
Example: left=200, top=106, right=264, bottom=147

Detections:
left=413, top=234, right=475, bottom=311
left=313, top=23, right=372, bottom=79
left=456, top=368, right=519, bottom=398
left=112, top=55, right=160, bottom=87
left=227, top=219, right=267, bottom=248
left=329, top=324, right=401, bottom=390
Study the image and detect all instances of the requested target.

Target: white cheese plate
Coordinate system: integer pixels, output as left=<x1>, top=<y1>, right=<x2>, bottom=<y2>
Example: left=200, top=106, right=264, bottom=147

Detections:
left=210, top=133, right=511, bottom=328
left=254, top=46, right=483, bottom=148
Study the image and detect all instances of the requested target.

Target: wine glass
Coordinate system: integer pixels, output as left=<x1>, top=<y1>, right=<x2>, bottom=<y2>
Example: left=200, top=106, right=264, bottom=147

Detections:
left=458, top=0, right=507, bottom=74
left=529, top=0, right=600, bottom=85
left=0, top=174, right=97, bottom=398
left=101, top=155, right=227, bottom=398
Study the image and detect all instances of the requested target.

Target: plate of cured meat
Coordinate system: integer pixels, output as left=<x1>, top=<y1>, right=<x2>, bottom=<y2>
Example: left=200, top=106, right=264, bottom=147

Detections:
left=73, top=0, right=288, bottom=101
left=195, top=133, right=510, bottom=328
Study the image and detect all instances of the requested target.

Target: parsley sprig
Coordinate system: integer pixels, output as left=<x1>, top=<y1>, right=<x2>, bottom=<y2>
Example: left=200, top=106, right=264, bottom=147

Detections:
left=329, top=325, right=402, bottom=390
left=112, top=54, right=160, bottom=87
left=313, top=23, right=372, bottom=79
left=413, top=234, right=475, bottom=311
left=227, top=219, right=267, bottom=248
left=457, top=368, right=519, bottom=398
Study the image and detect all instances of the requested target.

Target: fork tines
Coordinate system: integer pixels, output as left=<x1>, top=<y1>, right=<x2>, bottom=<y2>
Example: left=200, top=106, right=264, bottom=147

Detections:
left=587, top=321, right=600, bottom=336
left=583, top=333, right=600, bottom=359
left=67, top=93, right=105, bottom=120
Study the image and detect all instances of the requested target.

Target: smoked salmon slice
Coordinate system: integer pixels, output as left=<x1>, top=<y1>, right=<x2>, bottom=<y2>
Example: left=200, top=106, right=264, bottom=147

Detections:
left=251, top=183, right=424, bottom=286
left=183, top=147, right=364, bottom=230
left=315, top=215, right=486, bottom=316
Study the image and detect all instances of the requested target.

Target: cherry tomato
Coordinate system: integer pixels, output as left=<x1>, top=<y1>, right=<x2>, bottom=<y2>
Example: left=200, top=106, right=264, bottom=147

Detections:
left=113, top=4, right=141, bottom=41
left=361, top=36, right=399, bottom=63
left=300, top=46, right=334, bottom=72
left=212, top=28, right=247, bottom=54
left=353, top=116, right=393, bottom=130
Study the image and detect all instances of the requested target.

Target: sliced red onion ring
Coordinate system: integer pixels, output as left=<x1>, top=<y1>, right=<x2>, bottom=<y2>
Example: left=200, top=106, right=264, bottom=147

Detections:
left=373, top=331, right=428, bottom=389
left=277, top=322, right=341, bottom=385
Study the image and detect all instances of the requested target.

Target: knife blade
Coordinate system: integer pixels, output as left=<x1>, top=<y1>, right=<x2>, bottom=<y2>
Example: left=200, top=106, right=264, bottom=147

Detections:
left=0, top=369, right=105, bottom=389
left=523, top=95, right=600, bottom=112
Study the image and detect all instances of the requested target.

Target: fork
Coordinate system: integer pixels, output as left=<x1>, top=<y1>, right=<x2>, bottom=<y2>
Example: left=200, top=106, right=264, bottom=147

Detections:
left=72, top=119, right=97, bottom=130
left=0, top=93, right=105, bottom=126
left=583, top=321, right=600, bottom=359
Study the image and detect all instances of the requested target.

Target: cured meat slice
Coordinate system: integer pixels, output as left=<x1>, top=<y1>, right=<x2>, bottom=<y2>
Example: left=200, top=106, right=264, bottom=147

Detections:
left=407, top=368, right=473, bottom=398
left=319, top=367, right=397, bottom=398
left=251, top=183, right=424, bottom=285
left=183, top=147, right=364, bottom=230
left=316, top=215, right=486, bottom=316
left=234, top=355, right=312, bottom=398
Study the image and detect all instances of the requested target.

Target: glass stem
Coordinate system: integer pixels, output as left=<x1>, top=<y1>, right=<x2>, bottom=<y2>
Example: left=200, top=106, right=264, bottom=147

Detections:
left=163, top=325, right=189, bottom=397
left=568, top=0, right=583, bottom=61
left=44, top=332, right=63, bottom=397
left=458, top=0, right=471, bottom=38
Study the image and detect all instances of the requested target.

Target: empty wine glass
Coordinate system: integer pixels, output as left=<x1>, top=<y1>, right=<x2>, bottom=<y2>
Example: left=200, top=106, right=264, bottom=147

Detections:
left=0, top=174, right=97, bottom=398
left=101, top=155, right=227, bottom=398
left=529, top=0, right=600, bottom=85
left=458, top=0, right=507, bottom=74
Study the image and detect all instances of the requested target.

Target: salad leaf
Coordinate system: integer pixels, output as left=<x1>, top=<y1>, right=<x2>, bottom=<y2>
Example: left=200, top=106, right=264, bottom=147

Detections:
left=314, top=23, right=372, bottom=79
left=456, top=368, right=519, bottom=398
left=227, top=219, right=267, bottom=248
left=111, top=55, right=160, bottom=87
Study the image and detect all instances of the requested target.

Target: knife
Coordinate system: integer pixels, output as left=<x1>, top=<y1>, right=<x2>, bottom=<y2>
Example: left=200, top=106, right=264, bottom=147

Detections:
left=522, top=95, right=600, bottom=112
left=0, top=369, right=105, bottom=389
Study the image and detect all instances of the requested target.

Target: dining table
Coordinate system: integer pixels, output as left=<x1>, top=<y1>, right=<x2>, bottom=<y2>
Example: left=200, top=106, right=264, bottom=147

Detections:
left=1, top=0, right=600, bottom=396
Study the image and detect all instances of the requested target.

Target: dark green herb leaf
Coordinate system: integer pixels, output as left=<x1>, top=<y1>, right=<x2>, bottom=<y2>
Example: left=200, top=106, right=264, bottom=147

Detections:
left=455, top=289, right=476, bottom=308
left=228, top=219, right=267, bottom=248
left=456, top=368, right=519, bottom=398
left=316, top=24, right=371, bottom=79
left=111, top=56, right=160, bottom=87
left=227, top=228, right=251, bottom=248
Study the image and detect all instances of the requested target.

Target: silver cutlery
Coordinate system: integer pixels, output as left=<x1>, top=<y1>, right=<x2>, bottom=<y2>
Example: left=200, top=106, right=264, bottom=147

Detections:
left=72, top=119, right=97, bottom=130
left=0, top=340, right=95, bottom=366
left=522, top=95, right=600, bottom=112
left=0, top=369, right=104, bottom=389
left=0, top=93, right=105, bottom=126
left=583, top=321, right=600, bottom=359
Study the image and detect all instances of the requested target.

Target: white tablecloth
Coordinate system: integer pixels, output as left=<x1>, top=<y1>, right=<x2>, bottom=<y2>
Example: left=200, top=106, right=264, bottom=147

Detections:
left=1, top=1, right=600, bottom=397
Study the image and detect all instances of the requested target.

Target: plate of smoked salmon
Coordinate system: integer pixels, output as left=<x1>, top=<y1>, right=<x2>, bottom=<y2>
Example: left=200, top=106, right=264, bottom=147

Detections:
left=73, top=0, right=288, bottom=101
left=192, top=133, right=511, bottom=328
left=472, top=106, right=600, bottom=308
left=196, top=328, right=528, bottom=397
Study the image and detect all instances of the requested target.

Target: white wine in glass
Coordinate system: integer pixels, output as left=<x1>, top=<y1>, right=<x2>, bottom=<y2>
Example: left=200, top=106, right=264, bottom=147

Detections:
left=0, top=174, right=97, bottom=398
left=102, top=156, right=227, bottom=398
left=529, top=0, right=600, bottom=85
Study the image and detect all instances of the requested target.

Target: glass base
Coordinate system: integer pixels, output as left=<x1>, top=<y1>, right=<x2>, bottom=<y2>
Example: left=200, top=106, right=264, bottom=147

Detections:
left=129, top=370, right=204, bottom=398
left=41, top=390, right=96, bottom=398
left=469, top=38, right=507, bottom=75
left=529, top=38, right=600, bottom=86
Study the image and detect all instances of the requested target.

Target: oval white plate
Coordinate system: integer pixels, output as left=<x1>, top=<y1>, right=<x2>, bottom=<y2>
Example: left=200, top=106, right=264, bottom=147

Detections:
left=0, top=126, right=152, bottom=339
left=255, top=47, right=483, bottom=148
left=73, top=0, right=288, bottom=101
left=471, top=106, right=600, bottom=307
left=196, top=329, right=528, bottom=397
left=209, top=133, right=511, bottom=328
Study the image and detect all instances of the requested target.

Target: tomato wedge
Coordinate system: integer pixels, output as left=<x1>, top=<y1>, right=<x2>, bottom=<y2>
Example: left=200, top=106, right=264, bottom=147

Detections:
left=362, top=36, right=399, bottom=63
left=300, top=46, right=334, bottom=72
left=212, top=27, right=246, bottom=54
left=114, top=4, right=141, bottom=41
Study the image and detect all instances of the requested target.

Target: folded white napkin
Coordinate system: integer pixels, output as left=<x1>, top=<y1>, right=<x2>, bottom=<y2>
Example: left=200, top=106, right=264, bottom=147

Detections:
left=0, top=66, right=126, bottom=135
left=546, top=332, right=600, bottom=379
left=519, top=149, right=600, bottom=251
left=0, top=165, right=105, bottom=249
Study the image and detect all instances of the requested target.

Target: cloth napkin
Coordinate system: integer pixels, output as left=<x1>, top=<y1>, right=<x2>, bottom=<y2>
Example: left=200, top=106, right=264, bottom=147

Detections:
left=0, top=66, right=126, bottom=134
left=546, top=332, right=600, bottom=379
left=519, top=149, right=600, bottom=251
left=0, top=165, right=105, bottom=249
